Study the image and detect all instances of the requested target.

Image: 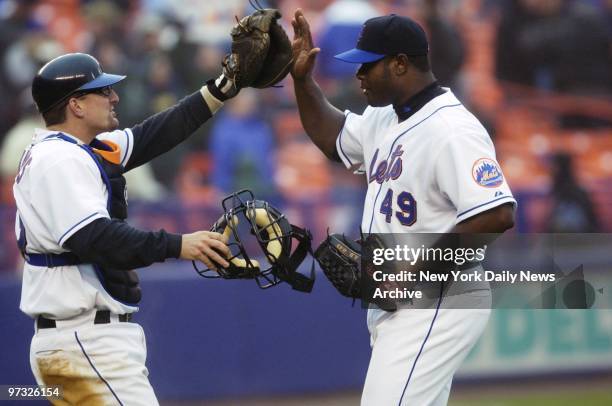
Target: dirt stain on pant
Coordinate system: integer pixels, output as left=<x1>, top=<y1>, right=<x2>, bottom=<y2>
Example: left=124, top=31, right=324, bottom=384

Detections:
left=37, top=352, right=116, bottom=406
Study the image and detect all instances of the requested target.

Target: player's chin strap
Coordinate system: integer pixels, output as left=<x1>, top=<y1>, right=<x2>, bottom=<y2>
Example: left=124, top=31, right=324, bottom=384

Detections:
left=272, top=225, right=316, bottom=293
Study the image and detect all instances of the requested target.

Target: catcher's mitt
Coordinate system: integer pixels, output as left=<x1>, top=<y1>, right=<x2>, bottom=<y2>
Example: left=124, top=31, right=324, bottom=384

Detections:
left=314, top=234, right=362, bottom=299
left=223, top=1, right=293, bottom=89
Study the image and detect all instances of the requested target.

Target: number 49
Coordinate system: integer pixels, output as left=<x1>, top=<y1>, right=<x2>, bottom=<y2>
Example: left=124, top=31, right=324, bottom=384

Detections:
left=379, top=189, right=417, bottom=226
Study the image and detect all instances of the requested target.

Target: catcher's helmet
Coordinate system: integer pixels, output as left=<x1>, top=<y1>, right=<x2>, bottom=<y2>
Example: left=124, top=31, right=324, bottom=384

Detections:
left=194, top=190, right=315, bottom=292
left=32, top=53, right=126, bottom=114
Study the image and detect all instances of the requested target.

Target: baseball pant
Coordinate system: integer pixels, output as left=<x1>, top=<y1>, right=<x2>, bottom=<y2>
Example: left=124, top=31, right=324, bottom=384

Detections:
left=30, top=311, right=158, bottom=406
left=362, top=289, right=492, bottom=406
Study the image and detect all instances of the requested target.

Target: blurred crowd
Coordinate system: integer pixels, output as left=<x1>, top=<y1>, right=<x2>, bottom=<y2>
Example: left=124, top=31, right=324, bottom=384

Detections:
left=1, top=0, right=611, bottom=272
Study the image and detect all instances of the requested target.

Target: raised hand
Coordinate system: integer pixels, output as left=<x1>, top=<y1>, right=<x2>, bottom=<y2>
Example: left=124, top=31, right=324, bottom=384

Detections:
left=290, top=9, right=320, bottom=81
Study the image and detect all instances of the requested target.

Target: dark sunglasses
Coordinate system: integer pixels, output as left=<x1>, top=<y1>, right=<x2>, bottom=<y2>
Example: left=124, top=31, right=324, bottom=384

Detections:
left=74, top=86, right=113, bottom=99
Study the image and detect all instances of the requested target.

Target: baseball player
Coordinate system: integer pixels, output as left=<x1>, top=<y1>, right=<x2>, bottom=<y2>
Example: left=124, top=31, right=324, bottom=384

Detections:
left=291, top=11, right=516, bottom=405
left=14, top=53, right=239, bottom=405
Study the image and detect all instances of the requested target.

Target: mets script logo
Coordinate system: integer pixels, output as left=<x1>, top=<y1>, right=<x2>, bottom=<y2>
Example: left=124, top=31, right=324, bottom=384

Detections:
left=368, top=145, right=404, bottom=184
left=472, top=158, right=503, bottom=188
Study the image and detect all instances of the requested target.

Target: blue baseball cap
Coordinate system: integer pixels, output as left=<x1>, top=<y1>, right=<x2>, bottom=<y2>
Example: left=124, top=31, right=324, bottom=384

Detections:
left=334, top=14, right=429, bottom=64
left=32, top=53, right=126, bottom=113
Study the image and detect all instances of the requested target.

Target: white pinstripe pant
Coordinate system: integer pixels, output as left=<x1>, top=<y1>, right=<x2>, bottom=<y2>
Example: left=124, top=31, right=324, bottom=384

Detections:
left=30, top=313, right=157, bottom=406
left=362, top=289, right=491, bottom=406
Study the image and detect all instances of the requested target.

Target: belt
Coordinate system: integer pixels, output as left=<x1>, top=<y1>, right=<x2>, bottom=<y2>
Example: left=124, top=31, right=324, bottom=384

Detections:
left=25, top=252, right=82, bottom=267
left=37, top=310, right=132, bottom=329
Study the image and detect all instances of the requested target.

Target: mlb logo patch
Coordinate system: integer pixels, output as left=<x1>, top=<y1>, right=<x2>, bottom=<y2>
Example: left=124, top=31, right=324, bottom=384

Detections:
left=472, top=158, right=504, bottom=188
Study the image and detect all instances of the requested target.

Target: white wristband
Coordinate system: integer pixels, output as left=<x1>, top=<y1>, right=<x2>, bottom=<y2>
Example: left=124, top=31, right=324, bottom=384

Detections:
left=200, top=86, right=224, bottom=114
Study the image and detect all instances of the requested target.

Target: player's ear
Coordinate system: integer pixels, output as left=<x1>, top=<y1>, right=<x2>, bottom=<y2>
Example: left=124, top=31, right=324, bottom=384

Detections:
left=392, top=54, right=409, bottom=76
left=67, top=97, right=86, bottom=119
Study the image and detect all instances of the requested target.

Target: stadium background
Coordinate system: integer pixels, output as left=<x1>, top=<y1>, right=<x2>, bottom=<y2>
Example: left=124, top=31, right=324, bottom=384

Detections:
left=0, top=0, right=611, bottom=404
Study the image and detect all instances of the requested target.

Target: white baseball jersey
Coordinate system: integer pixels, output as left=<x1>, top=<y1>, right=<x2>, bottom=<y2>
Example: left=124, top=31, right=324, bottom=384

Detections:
left=336, top=89, right=515, bottom=406
left=14, top=128, right=137, bottom=319
left=337, top=89, right=515, bottom=234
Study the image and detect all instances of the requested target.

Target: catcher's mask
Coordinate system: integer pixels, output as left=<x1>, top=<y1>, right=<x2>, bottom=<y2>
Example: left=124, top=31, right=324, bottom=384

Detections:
left=193, top=190, right=315, bottom=292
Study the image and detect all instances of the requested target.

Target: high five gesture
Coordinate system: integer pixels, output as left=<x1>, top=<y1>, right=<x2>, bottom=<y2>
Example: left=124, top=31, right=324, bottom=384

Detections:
left=290, top=9, right=321, bottom=81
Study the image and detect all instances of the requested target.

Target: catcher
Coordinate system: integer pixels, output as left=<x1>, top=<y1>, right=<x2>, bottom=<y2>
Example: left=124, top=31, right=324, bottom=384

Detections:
left=15, top=4, right=294, bottom=404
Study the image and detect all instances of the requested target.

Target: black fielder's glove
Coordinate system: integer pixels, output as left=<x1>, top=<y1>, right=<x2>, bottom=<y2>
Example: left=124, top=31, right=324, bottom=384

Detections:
left=223, top=7, right=293, bottom=89
left=314, top=234, right=362, bottom=299
left=315, top=233, right=397, bottom=311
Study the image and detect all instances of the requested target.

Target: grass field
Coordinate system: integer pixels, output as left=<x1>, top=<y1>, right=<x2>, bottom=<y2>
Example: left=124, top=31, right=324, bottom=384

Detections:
left=165, top=389, right=612, bottom=406
left=449, top=375, right=612, bottom=406
left=450, top=389, right=612, bottom=406
left=164, top=375, right=612, bottom=406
